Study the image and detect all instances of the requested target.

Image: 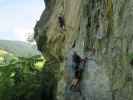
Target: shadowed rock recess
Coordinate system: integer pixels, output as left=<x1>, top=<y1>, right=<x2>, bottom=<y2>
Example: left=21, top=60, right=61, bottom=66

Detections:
left=34, top=0, right=133, bottom=100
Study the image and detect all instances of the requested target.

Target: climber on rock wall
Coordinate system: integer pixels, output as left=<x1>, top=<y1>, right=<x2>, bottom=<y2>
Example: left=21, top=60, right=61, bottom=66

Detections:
left=70, top=51, right=87, bottom=91
left=58, top=15, right=65, bottom=32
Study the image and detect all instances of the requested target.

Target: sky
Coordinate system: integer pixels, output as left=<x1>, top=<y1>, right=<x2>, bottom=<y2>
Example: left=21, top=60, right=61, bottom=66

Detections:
left=0, top=0, right=45, bottom=42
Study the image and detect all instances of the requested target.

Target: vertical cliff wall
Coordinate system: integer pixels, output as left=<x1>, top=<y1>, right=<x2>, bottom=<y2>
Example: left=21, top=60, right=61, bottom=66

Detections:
left=34, top=0, right=133, bottom=100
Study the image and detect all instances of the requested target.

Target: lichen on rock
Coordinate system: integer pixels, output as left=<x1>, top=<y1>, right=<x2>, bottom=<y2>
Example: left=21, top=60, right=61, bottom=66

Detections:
left=34, top=0, right=133, bottom=100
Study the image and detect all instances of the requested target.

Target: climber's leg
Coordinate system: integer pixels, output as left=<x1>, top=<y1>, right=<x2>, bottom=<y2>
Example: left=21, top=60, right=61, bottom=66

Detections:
left=75, top=80, right=80, bottom=89
left=70, top=71, right=81, bottom=90
left=74, top=70, right=82, bottom=90
left=70, top=78, right=78, bottom=89
left=62, top=25, right=65, bottom=30
left=75, top=72, right=81, bottom=88
left=60, top=24, right=65, bottom=32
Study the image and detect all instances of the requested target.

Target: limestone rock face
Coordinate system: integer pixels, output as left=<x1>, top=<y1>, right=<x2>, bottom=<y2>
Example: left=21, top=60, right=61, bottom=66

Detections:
left=34, top=0, right=133, bottom=100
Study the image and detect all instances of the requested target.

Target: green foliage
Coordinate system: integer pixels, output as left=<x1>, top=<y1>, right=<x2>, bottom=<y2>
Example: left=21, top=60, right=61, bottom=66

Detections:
left=40, top=61, right=59, bottom=100
left=128, top=53, right=133, bottom=61
left=0, top=50, right=45, bottom=100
